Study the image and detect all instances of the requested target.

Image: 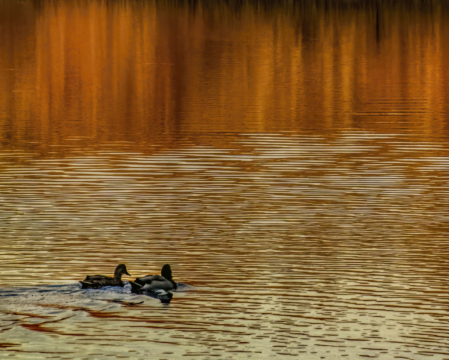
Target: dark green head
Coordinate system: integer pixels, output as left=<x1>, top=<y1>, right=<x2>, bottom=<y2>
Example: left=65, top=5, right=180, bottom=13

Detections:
left=114, top=264, right=131, bottom=279
left=161, top=264, right=173, bottom=280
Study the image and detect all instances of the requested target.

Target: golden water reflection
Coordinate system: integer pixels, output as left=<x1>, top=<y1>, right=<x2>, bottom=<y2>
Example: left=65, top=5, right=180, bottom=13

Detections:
left=1, top=0, right=449, bottom=153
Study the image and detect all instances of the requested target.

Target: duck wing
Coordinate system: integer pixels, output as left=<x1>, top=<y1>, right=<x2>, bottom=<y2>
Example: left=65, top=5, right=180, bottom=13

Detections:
left=134, top=275, right=166, bottom=286
left=80, top=275, right=122, bottom=289
left=84, top=275, right=109, bottom=282
left=141, top=277, right=175, bottom=292
left=129, top=275, right=160, bottom=293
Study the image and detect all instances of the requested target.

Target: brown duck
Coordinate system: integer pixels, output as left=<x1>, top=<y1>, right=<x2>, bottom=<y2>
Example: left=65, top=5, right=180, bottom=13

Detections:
left=80, top=264, right=130, bottom=289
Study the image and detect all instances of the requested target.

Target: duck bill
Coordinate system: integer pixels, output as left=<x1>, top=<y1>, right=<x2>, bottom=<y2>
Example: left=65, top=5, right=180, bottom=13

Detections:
left=126, top=271, right=131, bottom=276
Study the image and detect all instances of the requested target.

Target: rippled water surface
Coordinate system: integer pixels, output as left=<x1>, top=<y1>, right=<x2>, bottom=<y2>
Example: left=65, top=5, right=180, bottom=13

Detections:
left=1, top=1, right=449, bottom=359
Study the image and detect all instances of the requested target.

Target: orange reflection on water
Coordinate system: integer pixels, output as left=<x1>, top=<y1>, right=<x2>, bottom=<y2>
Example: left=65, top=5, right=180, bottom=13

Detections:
left=0, top=1, right=449, bottom=149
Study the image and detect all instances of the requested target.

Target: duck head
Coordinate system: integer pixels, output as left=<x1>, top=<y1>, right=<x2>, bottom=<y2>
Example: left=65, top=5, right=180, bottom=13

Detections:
left=161, top=264, right=177, bottom=290
left=114, top=264, right=131, bottom=279
left=161, top=264, right=173, bottom=280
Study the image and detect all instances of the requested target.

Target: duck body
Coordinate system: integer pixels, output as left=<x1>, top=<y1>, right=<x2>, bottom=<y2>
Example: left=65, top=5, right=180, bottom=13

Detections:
left=129, top=264, right=177, bottom=294
left=80, top=264, right=130, bottom=289
left=80, top=275, right=124, bottom=289
left=133, top=274, right=176, bottom=291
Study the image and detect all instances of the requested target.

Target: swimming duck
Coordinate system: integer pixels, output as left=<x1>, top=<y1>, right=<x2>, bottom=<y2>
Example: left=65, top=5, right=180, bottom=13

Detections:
left=129, top=264, right=177, bottom=294
left=80, top=264, right=130, bottom=289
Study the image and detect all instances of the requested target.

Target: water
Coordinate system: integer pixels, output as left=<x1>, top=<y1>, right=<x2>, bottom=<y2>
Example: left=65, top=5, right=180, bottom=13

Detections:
left=1, top=1, right=449, bottom=359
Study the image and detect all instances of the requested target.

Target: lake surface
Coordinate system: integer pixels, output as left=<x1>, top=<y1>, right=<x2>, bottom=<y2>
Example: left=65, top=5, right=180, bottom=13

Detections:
left=1, top=1, right=449, bottom=359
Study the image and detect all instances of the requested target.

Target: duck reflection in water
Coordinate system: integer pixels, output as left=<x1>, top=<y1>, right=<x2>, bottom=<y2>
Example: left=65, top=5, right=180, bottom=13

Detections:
left=129, top=264, right=177, bottom=303
left=80, top=264, right=130, bottom=289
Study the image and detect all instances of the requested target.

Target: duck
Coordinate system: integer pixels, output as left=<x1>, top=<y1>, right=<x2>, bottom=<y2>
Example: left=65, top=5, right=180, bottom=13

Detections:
left=129, top=264, right=177, bottom=294
left=80, top=264, right=130, bottom=289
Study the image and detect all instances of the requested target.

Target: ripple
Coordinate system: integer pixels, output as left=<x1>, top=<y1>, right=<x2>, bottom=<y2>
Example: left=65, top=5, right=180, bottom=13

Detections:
left=1, top=132, right=449, bottom=358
